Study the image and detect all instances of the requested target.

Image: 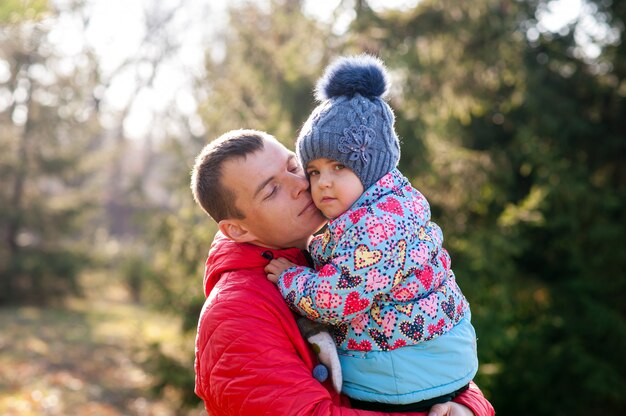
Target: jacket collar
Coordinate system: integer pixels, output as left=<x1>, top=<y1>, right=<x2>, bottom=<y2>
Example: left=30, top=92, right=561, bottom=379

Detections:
left=203, top=232, right=309, bottom=297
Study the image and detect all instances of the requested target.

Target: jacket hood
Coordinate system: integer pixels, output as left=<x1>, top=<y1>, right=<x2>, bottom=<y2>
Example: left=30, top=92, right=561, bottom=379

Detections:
left=203, top=232, right=309, bottom=297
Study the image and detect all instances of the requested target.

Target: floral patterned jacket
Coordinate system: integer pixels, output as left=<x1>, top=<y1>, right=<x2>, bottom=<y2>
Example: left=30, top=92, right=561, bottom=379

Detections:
left=277, top=169, right=470, bottom=352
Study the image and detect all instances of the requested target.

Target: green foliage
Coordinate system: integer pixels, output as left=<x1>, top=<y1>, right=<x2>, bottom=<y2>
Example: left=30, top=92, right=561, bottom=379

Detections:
left=0, top=0, right=48, bottom=23
left=0, top=246, right=87, bottom=304
left=197, top=0, right=340, bottom=145
left=144, top=342, right=199, bottom=409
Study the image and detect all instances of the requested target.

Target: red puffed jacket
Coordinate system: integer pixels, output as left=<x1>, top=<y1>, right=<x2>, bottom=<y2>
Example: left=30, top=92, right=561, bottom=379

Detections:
left=194, top=232, right=495, bottom=416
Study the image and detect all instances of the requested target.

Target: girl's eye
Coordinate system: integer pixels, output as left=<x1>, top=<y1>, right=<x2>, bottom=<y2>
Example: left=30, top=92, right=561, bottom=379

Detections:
left=307, top=170, right=319, bottom=176
left=334, top=164, right=345, bottom=170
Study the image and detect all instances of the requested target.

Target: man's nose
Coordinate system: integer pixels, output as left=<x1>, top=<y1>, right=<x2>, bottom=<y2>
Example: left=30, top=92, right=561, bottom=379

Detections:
left=290, top=173, right=309, bottom=198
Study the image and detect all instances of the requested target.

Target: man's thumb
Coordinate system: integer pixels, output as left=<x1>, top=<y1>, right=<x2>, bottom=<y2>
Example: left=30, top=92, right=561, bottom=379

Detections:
left=428, top=403, right=450, bottom=416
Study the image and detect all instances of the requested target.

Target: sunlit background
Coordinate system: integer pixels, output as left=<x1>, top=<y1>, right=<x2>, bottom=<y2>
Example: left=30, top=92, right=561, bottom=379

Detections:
left=0, top=0, right=624, bottom=415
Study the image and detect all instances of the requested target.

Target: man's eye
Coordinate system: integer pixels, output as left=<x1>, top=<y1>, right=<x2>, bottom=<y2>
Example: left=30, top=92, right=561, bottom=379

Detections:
left=289, top=164, right=301, bottom=172
left=265, top=186, right=278, bottom=200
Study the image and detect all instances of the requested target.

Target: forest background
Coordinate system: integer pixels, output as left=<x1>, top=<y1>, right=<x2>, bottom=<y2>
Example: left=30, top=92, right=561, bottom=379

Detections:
left=1, top=0, right=624, bottom=415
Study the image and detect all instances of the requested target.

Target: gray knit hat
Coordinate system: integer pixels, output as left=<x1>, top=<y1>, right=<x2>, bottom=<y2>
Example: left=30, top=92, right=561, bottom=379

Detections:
left=296, top=54, right=400, bottom=190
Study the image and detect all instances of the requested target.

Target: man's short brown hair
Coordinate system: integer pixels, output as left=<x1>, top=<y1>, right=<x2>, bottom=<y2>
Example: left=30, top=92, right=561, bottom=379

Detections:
left=191, top=129, right=268, bottom=222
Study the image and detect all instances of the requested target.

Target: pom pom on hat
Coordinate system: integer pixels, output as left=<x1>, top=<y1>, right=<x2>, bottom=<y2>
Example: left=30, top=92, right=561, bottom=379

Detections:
left=315, top=54, right=389, bottom=101
left=297, top=54, right=401, bottom=190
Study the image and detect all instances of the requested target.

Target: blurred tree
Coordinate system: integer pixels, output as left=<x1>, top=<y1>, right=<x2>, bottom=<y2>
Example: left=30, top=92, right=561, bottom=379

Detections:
left=198, top=0, right=342, bottom=142
left=491, top=1, right=626, bottom=412
left=0, top=8, right=104, bottom=304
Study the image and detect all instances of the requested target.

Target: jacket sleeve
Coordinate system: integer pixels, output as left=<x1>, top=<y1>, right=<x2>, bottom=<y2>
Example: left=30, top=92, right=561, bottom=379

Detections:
left=195, top=288, right=440, bottom=416
left=277, top=213, right=412, bottom=325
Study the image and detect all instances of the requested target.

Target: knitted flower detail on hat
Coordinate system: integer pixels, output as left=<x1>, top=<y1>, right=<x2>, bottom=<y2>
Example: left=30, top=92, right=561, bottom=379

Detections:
left=338, top=125, right=381, bottom=165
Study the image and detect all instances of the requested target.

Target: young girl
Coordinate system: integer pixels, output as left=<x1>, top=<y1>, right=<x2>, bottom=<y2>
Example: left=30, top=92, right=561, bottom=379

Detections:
left=266, top=55, right=478, bottom=411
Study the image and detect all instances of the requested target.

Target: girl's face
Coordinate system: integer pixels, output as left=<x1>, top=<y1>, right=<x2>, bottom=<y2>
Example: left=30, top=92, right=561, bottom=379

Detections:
left=306, top=158, right=364, bottom=220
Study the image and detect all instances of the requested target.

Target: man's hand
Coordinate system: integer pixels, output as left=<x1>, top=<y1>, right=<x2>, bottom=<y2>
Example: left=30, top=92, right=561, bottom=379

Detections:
left=428, top=402, right=474, bottom=416
left=265, top=257, right=297, bottom=283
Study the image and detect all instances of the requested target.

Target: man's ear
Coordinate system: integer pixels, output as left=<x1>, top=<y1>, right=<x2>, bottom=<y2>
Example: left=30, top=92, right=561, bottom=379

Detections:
left=218, top=219, right=257, bottom=244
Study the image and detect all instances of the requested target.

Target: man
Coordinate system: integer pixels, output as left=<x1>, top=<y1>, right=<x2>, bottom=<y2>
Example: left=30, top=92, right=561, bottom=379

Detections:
left=191, top=129, right=494, bottom=416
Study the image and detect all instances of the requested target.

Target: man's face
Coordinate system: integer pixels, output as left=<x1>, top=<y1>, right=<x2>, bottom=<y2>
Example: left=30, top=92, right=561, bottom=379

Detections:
left=220, top=137, right=326, bottom=249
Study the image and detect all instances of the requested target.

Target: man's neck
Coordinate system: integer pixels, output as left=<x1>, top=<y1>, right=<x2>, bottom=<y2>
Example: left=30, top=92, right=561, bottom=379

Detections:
left=246, top=236, right=312, bottom=251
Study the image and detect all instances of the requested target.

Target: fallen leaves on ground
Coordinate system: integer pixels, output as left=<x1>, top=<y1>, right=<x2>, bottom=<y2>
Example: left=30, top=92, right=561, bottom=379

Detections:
left=0, top=276, right=205, bottom=416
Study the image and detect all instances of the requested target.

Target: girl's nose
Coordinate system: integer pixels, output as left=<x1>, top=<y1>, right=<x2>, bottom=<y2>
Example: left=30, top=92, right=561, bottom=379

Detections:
left=317, top=173, right=331, bottom=188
